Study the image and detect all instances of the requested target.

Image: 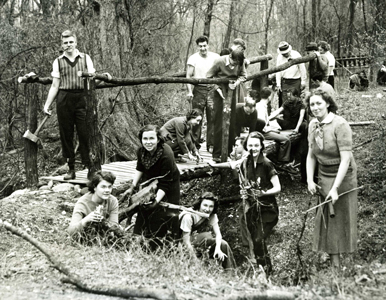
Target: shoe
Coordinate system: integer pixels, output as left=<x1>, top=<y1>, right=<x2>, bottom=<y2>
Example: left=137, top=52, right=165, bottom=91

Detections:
left=207, top=146, right=213, bottom=154
left=64, top=170, right=76, bottom=180
left=279, top=164, right=298, bottom=174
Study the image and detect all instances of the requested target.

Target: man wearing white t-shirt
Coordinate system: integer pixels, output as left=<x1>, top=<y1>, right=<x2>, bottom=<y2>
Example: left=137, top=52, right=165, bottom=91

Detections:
left=186, top=36, right=219, bottom=152
left=318, top=41, right=336, bottom=88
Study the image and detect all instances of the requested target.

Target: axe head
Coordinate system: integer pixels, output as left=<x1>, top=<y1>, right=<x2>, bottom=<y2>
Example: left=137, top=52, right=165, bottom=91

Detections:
left=23, top=130, right=39, bottom=143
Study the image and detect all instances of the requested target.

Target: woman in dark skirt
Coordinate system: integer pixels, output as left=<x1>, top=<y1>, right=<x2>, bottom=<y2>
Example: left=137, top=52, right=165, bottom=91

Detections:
left=209, top=131, right=281, bottom=274
left=306, top=89, right=358, bottom=268
left=126, top=125, right=181, bottom=247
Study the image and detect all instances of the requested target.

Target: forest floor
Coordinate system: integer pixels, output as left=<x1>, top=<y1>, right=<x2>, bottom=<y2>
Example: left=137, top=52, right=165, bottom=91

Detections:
left=0, top=83, right=385, bottom=300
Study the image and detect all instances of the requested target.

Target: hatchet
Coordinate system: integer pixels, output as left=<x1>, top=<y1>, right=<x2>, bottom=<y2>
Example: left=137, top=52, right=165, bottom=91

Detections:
left=23, top=115, right=50, bottom=143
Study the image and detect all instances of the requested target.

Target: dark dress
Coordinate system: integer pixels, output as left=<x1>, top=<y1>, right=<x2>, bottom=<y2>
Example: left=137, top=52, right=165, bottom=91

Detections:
left=237, top=154, right=279, bottom=272
left=133, top=143, right=181, bottom=242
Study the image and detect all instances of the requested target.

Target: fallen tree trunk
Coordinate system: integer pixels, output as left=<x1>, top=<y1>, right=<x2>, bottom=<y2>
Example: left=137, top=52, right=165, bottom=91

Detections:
left=0, top=219, right=176, bottom=300
left=18, top=54, right=315, bottom=88
left=225, top=290, right=294, bottom=300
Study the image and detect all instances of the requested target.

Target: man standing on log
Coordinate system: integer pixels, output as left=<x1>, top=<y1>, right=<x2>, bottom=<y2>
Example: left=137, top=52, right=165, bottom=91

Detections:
left=276, top=41, right=307, bottom=107
left=43, top=30, right=111, bottom=180
left=186, top=36, right=219, bottom=153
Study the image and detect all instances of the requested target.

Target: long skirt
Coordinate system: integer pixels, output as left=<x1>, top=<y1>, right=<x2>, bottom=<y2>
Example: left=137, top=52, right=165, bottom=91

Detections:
left=313, top=162, right=358, bottom=254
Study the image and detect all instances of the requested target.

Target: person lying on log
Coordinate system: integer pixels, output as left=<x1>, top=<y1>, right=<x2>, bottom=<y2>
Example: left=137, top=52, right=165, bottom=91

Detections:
left=268, top=89, right=308, bottom=181
left=160, top=109, right=203, bottom=163
left=254, top=87, right=297, bottom=174
left=67, top=171, right=119, bottom=239
left=208, top=131, right=281, bottom=275
left=179, top=191, right=236, bottom=270
left=124, top=125, right=181, bottom=250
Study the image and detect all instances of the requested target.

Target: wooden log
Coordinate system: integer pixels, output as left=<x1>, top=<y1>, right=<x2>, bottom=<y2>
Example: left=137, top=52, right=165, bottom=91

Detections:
left=0, top=219, right=176, bottom=300
left=225, top=290, right=294, bottom=300
left=348, top=121, right=375, bottom=126
left=170, top=54, right=273, bottom=77
left=84, top=78, right=103, bottom=177
left=18, top=54, right=312, bottom=88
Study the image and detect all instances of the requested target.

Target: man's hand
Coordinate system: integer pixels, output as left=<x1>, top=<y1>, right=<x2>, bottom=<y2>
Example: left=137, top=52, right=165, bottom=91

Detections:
left=216, top=88, right=225, bottom=100
left=102, top=72, right=113, bottom=81
left=229, top=80, right=239, bottom=90
left=187, top=92, right=193, bottom=101
left=213, top=247, right=227, bottom=261
left=43, top=106, right=52, bottom=116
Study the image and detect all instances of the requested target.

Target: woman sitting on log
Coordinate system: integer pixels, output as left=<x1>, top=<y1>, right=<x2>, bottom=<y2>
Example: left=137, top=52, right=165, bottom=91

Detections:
left=209, top=131, right=281, bottom=275
left=179, top=191, right=236, bottom=269
left=306, top=89, right=358, bottom=268
left=125, top=125, right=181, bottom=248
left=67, top=171, right=118, bottom=236
left=160, top=109, right=203, bottom=163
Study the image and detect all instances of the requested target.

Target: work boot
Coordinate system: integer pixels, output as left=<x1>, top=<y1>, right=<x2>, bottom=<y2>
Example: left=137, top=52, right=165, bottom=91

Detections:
left=64, top=170, right=76, bottom=180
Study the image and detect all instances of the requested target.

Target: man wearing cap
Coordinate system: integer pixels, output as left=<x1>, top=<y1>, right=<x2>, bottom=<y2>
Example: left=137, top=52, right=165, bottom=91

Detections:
left=276, top=41, right=307, bottom=107
left=186, top=36, right=220, bottom=153
left=43, top=30, right=112, bottom=180
left=305, top=42, right=329, bottom=87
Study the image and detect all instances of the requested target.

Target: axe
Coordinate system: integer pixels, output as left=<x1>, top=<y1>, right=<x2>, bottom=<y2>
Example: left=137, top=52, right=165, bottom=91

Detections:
left=23, top=115, right=50, bottom=143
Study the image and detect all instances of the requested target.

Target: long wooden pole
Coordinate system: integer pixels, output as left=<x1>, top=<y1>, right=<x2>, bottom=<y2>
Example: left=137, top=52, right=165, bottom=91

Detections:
left=18, top=53, right=316, bottom=88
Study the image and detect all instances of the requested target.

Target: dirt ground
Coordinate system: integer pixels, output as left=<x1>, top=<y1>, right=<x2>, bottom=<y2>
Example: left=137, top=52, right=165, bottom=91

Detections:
left=1, top=85, right=386, bottom=299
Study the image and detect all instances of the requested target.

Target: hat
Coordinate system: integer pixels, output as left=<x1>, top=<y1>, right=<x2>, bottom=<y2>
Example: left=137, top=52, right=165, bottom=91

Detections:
left=305, top=42, right=318, bottom=51
left=277, top=41, right=292, bottom=54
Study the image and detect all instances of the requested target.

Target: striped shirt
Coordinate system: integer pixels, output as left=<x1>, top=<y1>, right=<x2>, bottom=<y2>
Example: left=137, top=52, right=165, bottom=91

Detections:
left=51, top=49, right=95, bottom=90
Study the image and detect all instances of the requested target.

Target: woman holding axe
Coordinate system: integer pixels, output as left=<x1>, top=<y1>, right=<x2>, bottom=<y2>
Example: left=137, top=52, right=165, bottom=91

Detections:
left=306, top=89, right=358, bottom=268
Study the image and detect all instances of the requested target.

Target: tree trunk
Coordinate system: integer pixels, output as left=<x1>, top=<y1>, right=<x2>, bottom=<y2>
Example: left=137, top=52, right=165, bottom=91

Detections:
left=221, top=88, right=234, bottom=162
left=222, top=0, right=236, bottom=50
left=84, top=78, right=102, bottom=176
left=24, top=85, right=38, bottom=188
left=347, top=0, right=357, bottom=55
left=311, top=0, right=317, bottom=40
left=203, top=0, right=216, bottom=38
left=264, top=0, right=275, bottom=55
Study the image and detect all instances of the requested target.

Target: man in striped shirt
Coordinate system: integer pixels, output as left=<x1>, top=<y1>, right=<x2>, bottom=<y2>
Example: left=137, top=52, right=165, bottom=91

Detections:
left=43, top=30, right=111, bottom=180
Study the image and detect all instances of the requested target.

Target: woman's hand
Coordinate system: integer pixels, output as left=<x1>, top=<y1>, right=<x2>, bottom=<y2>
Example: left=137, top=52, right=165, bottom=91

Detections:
left=291, top=128, right=299, bottom=135
left=326, top=187, right=339, bottom=205
left=254, top=189, right=264, bottom=197
left=213, top=247, right=227, bottom=261
left=307, top=181, right=321, bottom=195
left=187, top=152, right=195, bottom=161
left=240, top=189, right=248, bottom=200
left=82, top=211, right=103, bottom=226
left=229, top=80, right=239, bottom=90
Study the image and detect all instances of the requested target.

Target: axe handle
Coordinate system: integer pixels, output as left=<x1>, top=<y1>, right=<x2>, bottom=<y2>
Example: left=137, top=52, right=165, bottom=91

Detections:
left=34, top=115, right=50, bottom=135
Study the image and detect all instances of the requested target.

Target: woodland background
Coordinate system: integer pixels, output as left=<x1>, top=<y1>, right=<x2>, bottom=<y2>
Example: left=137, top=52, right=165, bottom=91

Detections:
left=0, top=0, right=385, bottom=192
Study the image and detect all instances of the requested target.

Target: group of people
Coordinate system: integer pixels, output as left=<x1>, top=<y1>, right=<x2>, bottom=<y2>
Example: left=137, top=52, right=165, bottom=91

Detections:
left=53, top=30, right=357, bottom=274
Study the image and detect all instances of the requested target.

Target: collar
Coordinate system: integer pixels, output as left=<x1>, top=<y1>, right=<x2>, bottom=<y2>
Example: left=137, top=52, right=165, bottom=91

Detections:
left=317, top=112, right=335, bottom=125
left=225, top=55, right=231, bottom=66
left=59, top=49, right=83, bottom=59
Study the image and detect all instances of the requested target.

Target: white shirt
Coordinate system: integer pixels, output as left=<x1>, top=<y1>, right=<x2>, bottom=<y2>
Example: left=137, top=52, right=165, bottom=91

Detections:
left=276, top=50, right=307, bottom=87
left=187, top=51, right=220, bottom=79
left=324, top=51, right=335, bottom=76
left=51, top=49, right=95, bottom=78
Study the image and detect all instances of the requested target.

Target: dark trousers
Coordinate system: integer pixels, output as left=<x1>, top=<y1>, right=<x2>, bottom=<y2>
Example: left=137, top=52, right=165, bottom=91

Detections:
left=328, top=75, right=335, bottom=89
left=57, top=90, right=90, bottom=168
left=192, top=85, right=213, bottom=149
left=246, top=202, right=279, bottom=272
left=279, top=78, right=301, bottom=107
left=212, top=86, right=237, bottom=159
left=164, top=132, right=195, bottom=157
left=263, top=131, right=291, bottom=162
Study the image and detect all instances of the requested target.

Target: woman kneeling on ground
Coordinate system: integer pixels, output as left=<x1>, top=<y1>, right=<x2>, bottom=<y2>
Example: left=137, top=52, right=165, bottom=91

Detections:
left=67, top=171, right=118, bottom=236
left=209, top=131, right=281, bottom=275
left=160, top=109, right=203, bottom=163
left=180, top=191, right=236, bottom=269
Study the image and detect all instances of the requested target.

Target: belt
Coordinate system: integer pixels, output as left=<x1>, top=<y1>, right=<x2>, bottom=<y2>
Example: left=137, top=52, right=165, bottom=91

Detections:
left=59, top=89, right=84, bottom=93
left=282, top=78, right=300, bottom=81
